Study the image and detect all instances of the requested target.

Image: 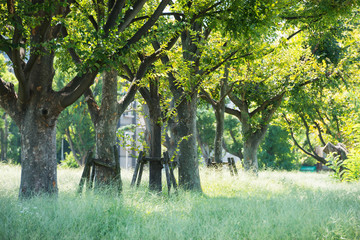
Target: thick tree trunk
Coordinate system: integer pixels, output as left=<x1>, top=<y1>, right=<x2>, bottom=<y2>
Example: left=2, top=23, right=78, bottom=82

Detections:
left=94, top=119, right=118, bottom=186
left=19, top=101, right=61, bottom=198
left=93, top=70, right=121, bottom=188
left=242, top=127, right=268, bottom=173
left=243, top=137, right=260, bottom=172
left=176, top=94, right=201, bottom=191
left=141, top=83, right=163, bottom=192
left=148, top=108, right=162, bottom=192
left=164, top=119, right=178, bottom=163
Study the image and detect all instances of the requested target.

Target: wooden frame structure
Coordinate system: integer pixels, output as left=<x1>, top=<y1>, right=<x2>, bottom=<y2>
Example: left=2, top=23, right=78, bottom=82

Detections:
left=131, top=151, right=178, bottom=195
left=206, top=157, right=238, bottom=176
left=78, top=145, right=121, bottom=193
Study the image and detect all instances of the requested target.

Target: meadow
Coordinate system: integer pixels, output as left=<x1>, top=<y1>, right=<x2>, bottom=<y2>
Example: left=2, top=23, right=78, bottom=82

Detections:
left=0, top=163, right=359, bottom=240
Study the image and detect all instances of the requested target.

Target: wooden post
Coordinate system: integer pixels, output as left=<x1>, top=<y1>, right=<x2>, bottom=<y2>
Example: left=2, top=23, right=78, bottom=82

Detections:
left=206, top=158, right=212, bottom=167
left=231, top=158, right=238, bottom=175
left=163, top=152, right=171, bottom=195
left=113, top=145, right=122, bottom=191
left=137, top=161, right=145, bottom=187
left=131, top=151, right=143, bottom=187
left=78, top=150, right=93, bottom=193
left=89, top=161, right=95, bottom=189
left=228, top=158, right=234, bottom=176
left=164, top=151, right=178, bottom=191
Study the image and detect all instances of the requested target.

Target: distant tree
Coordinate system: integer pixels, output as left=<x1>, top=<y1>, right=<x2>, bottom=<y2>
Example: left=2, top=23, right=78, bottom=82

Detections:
left=258, top=125, right=299, bottom=170
left=196, top=104, right=216, bottom=163
left=223, top=115, right=244, bottom=162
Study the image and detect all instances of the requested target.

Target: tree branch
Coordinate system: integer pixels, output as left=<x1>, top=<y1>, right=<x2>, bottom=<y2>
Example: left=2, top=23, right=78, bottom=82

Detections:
left=283, top=114, right=326, bottom=164
left=299, top=113, right=317, bottom=154
left=61, top=26, right=82, bottom=64
left=104, top=0, right=126, bottom=37
left=199, top=50, right=248, bottom=77
left=0, top=78, right=21, bottom=125
left=84, top=89, right=100, bottom=123
left=118, top=81, right=138, bottom=116
left=118, top=0, right=148, bottom=32
left=122, top=0, right=171, bottom=50
left=228, top=93, right=246, bottom=112
left=280, top=14, right=325, bottom=20
left=225, top=107, right=241, bottom=121
left=315, top=108, right=334, bottom=137
left=313, top=119, right=326, bottom=146
left=58, top=69, right=98, bottom=108
left=193, top=1, right=223, bottom=21
left=199, top=88, right=217, bottom=108
left=250, top=92, right=284, bottom=118
left=11, top=20, right=27, bottom=104
left=131, top=12, right=185, bottom=23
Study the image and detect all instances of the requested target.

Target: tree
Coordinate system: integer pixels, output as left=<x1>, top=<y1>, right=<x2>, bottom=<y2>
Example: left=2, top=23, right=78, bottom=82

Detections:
left=79, top=0, right=178, bottom=190
left=54, top=63, right=95, bottom=166
left=224, top=36, right=323, bottom=173
left=196, top=104, right=216, bottom=163
left=281, top=15, right=358, bottom=165
left=158, top=0, right=281, bottom=190
left=0, top=0, right=170, bottom=198
left=258, top=125, right=299, bottom=170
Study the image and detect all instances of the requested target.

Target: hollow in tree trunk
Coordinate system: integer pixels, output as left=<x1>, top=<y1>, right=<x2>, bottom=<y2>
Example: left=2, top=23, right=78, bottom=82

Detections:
left=19, top=96, right=63, bottom=198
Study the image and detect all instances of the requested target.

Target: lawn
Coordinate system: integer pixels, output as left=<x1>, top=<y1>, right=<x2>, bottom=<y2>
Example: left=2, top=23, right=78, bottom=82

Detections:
left=0, top=163, right=359, bottom=240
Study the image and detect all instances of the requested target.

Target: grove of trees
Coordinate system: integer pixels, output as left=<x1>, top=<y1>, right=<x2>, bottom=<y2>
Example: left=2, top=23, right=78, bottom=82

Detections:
left=0, top=0, right=359, bottom=198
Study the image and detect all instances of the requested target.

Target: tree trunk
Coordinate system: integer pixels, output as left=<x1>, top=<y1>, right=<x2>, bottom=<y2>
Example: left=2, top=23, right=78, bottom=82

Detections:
left=214, top=104, right=225, bottom=164
left=197, top=129, right=211, bottom=164
left=243, top=137, right=261, bottom=172
left=19, top=100, right=61, bottom=198
left=213, top=65, right=227, bottom=164
left=140, top=80, right=163, bottom=192
left=65, top=127, right=81, bottom=165
left=176, top=93, right=202, bottom=191
left=94, top=119, right=118, bottom=186
left=148, top=105, right=162, bottom=192
left=242, top=126, right=268, bottom=173
left=1, top=113, right=8, bottom=162
left=93, top=70, right=121, bottom=188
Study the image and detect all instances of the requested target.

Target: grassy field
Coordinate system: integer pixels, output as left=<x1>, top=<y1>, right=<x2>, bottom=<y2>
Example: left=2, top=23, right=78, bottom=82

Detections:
left=0, top=163, right=359, bottom=240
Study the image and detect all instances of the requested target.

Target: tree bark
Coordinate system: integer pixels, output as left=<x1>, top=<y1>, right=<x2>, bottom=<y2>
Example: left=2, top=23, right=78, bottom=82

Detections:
left=140, top=81, right=163, bottom=192
left=213, top=66, right=228, bottom=164
left=197, top=128, right=211, bottom=164
left=176, top=93, right=201, bottom=191
left=227, top=92, right=284, bottom=173
left=148, top=105, right=162, bottom=192
left=91, top=70, right=121, bottom=188
left=1, top=113, right=8, bottom=162
left=214, top=104, right=225, bottom=164
left=242, top=129, right=267, bottom=172
left=18, top=95, right=62, bottom=198
left=64, top=127, right=81, bottom=165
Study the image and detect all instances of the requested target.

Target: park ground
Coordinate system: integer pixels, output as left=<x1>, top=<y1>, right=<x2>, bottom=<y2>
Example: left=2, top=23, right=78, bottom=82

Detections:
left=0, top=163, right=359, bottom=240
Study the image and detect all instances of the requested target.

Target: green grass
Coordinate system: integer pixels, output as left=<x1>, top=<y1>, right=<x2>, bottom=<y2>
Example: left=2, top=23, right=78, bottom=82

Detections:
left=1, top=163, right=360, bottom=240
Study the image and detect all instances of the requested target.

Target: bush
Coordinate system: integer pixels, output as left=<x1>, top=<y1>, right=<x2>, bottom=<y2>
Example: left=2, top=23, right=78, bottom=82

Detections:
left=60, top=152, right=79, bottom=168
left=343, top=150, right=360, bottom=181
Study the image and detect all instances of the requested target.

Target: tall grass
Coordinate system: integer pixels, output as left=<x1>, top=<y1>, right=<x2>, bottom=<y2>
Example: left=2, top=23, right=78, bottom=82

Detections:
left=1, top=163, right=359, bottom=239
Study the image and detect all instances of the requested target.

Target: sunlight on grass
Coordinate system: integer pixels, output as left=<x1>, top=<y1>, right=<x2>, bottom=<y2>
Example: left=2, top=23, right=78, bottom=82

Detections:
left=0, top=164, right=359, bottom=239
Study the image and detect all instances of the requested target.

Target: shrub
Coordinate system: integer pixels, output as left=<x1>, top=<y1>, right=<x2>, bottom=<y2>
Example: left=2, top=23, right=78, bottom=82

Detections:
left=60, top=152, right=79, bottom=168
